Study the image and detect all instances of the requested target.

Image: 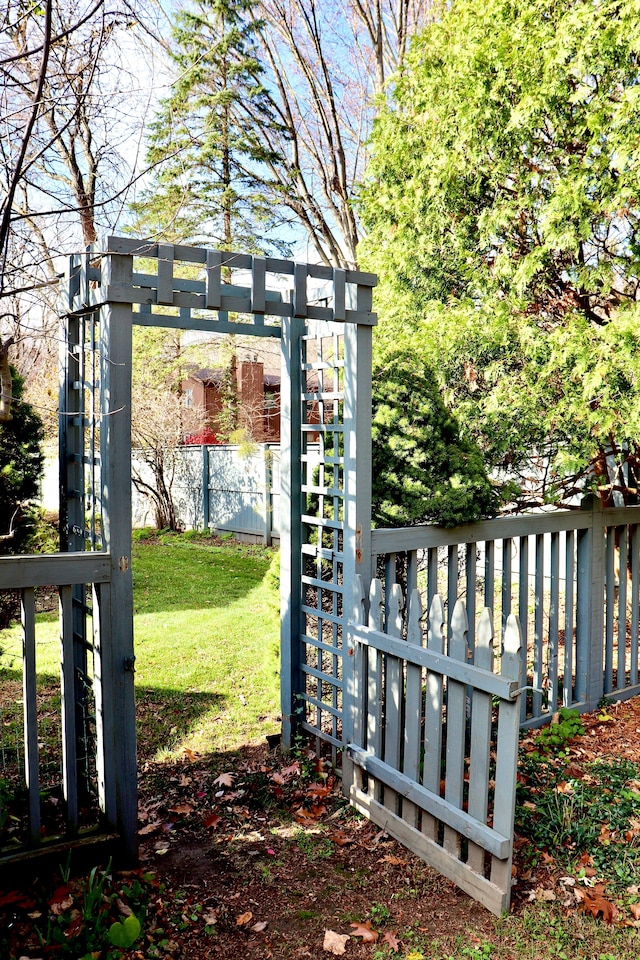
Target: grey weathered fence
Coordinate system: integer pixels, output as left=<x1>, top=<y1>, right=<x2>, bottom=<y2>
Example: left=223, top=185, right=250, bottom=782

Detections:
left=0, top=552, right=135, bottom=865
left=346, top=577, right=522, bottom=915
left=370, top=496, right=640, bottom=727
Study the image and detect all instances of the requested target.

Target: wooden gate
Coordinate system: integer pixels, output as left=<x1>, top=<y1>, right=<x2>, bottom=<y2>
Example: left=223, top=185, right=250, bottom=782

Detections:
left=346, top=577, right=523, bottom=916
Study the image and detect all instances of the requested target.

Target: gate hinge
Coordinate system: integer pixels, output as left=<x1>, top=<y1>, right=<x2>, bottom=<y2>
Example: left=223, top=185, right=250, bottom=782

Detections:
left=123, top=656, right=136, bottom=673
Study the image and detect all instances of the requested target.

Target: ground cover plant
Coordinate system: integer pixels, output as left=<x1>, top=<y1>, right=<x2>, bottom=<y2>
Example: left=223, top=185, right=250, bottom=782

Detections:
left=1, top=535, right=640, bottom=958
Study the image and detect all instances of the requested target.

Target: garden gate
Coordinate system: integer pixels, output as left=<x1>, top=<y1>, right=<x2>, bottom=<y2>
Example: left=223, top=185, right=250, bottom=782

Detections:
left=2, top=236, right=525, bottom=914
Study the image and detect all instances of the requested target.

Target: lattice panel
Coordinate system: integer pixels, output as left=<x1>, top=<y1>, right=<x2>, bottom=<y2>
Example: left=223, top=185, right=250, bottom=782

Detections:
left=298, top=322, right=346, bottom=757
left=60, top=310, right=103, bottom=552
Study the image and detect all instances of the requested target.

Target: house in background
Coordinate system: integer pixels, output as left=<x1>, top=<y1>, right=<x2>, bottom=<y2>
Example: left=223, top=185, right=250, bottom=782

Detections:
left=182, top=356, right=281, bottom=444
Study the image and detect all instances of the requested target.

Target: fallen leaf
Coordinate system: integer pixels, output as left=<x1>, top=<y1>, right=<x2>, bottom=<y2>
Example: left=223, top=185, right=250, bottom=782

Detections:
left=215, top=773, right=235, bottom=788
left=280, top=761, right=301, bottom=778
left=383, top=930, right=400, bottom=952
left=582, top=895, right=617, bottom=923
left=330, top=830, right=354, bottom=847
left=169, top=803, right=193, bottom=816
left=138, top=822, right=160, bottom=835
left=251, top=920, right=268, bottom=932
left=203, top=812, right=221, bottom=829
left=183, top=748, right=200, bottom=761
left=630, top=903, right=640, bottom=920
left=378, top=854, right=405, bottom=866
left=350, top=921, right=379, bottom=943
left=236, top=911, right=253, bottom=926
left=323, top=929, right=350, bottom=955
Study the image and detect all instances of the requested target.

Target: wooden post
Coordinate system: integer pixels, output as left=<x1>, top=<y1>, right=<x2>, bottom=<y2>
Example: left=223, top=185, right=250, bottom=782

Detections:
left=99, top=250, right=137, bottom=862
left=280, top=314, right=305, bottom=748
left=202, top=444, right=210, bottom=530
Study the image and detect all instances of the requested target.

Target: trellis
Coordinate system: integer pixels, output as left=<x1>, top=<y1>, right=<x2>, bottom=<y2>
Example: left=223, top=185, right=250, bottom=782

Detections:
left=0, top=237, right=376, bottom=866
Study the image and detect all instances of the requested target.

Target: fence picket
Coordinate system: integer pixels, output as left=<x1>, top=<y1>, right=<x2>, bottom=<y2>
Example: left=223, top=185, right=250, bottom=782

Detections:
left=422, top=594, right=444, bottom=841
left=21, top=588, right=40, bottom=845
left=383, top=583, right=403, bottom=815
left=403, top=589, right=424, bottom=828
left=59, top=584, right=79, bottom=835
left=367, top=579, right=384, bottom=801
left=490, top=614, right=522, bottom=905
left=443, top=599, right=468, bottom=857
left=467, top=608, right=494, bottom=874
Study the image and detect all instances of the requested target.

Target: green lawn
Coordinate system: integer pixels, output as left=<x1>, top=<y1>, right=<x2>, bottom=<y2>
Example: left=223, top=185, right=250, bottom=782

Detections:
left=0, top=531, right=281, bottom=760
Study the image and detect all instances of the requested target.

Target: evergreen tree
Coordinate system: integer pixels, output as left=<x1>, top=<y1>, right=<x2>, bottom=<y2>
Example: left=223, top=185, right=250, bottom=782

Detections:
left=361, top=0, right=640, bottom=509
left=371, top=345, right=498, bottom=527
left=131, top=0, right=287, bottom=252
left=0, top=366, right=44, bottom=550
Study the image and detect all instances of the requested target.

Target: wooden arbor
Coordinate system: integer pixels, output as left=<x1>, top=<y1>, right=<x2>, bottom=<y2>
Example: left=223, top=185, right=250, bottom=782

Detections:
left=57, top=237, right=376, bottom=860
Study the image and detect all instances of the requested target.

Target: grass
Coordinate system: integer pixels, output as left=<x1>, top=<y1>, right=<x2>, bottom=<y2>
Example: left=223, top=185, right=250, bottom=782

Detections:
left=0, top=530, right=281, bottom=761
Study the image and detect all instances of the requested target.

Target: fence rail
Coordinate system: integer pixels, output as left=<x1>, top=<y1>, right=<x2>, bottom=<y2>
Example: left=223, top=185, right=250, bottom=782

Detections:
left=0, top=552, right=124, bottom=865
left=370, top=496, right=640, bottom=727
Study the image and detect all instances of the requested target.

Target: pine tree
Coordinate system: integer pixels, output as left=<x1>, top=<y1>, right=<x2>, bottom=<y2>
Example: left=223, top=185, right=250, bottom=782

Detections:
left=131, top=0, right=287, bottom=252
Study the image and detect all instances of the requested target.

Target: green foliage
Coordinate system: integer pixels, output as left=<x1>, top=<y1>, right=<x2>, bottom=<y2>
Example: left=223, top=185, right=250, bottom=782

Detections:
left=0, top=365, right=44, bottom=628
left=108, top=913, right=141, bottom=949
left=371, top=344, right=499, bottom=526
left=360, top=0, right=640, bottom=508
left=516, top=756, right=640, bottom=891
left=0, top=366, right=44, bottom=548
left=530, top=708, right=585, bottom=756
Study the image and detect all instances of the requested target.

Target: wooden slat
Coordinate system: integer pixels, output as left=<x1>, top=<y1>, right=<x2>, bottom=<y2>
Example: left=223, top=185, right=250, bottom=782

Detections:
left=533, top=534, right=544, bottom=718
left=205, top=249, right=222, bottom=308
left=349, top=787, right=508, bottom=917
left=403, top=590, right=423, bottom=828
left=350, top=624, right=517, bottom=699
left=605, top=528, right=615, bottom=693
left=564, top=530, right=575, bottom=707
left=157, top=243, right=174, bottom=305
left=443, top=599, right=468, bottom=856
left=617, top=526, right=628, bottom=690
left=382, top=583, right=403, bottom=815
left=631, top=525, right=639, bottom=687
left=251, top=257, right=266, bottom=314
left=347, top=748, right=509, bottom=858
left=422, top=595, right=444, bottom=840
left=21, top=588, right=40, bottom=845
left=467, top=608, right=494, bottom=875
left=333, top=268, right=346, bottom=321
left=59, top=586, right=78, bottom=835
left=548, top=531, right=560, bottom=710
left=293, top=263, right=307, bottom=318
left=0, top=553, right=110, bottom=590
left=484, top=540, right=495, bottom=610
left=367, top=580, right=384, bottom=800
left=490, top=614, right=522, bottom=907
left=518, top=535, right=529, bottom=723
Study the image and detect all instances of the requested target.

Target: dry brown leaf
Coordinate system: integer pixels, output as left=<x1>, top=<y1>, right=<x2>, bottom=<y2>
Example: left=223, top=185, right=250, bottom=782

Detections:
left=138, top=822, right=160, bottom=835
left=203, top=812, right=221, bottom=829
left=251, top=920, right=268, bottom=932
left=382, top=930, right=400, bottom=952
left=629, top=903, right=640, bottom=920
left=169, top=803, right=193, bottom=816
left=581, top=894, right=617, bottom=923
left=378, top=854, right=405, bottom=866
left=330, top=830, right=354, bottom=847
left=350, top=921, right=379, bottom=943
left=236, top=911, right=253, bottom=926
left=323, top=929, right=350, bottom=955
left=214, top=773, right=235, bottom=788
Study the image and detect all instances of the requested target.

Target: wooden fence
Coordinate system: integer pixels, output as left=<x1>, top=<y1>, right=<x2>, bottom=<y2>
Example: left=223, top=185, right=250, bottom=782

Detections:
left=0, top=552, right=135, bottom=867
left=346, top=578, right=522, bottom=915
left=370, top=495, right=640, bottom=727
